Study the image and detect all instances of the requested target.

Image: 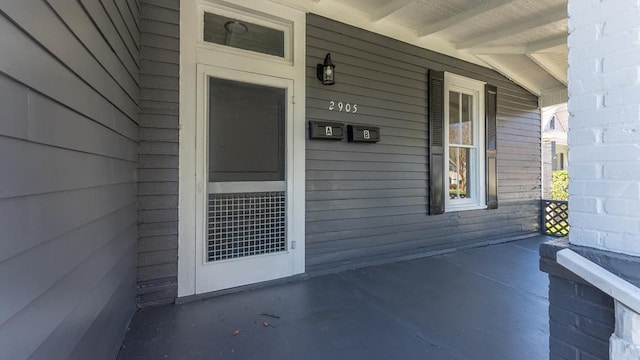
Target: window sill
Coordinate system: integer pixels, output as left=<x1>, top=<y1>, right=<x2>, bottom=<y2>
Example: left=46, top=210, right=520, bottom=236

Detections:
left=445, top=204, right=488, bottom=213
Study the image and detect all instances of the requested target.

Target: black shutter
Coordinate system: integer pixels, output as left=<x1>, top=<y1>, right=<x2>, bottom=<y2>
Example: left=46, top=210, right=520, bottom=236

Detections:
left=429, top=70, right=445, bottom=215
left=485, top=84, right=498, bottom=209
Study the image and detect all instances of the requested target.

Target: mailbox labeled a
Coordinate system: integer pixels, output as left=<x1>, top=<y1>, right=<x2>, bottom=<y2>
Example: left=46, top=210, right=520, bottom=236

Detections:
left=309, top=121, right=345, bottom=140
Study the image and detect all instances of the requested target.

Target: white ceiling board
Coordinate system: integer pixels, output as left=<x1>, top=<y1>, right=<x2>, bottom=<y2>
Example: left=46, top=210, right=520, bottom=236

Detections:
left=527, top=53, right=567, bottom=85
left=417, top=0, right=517, bottom=37
left=456, top=5, right=567, bottom=49
left=527, top=35, right=567, bottom=53
left=370, top=0, right=417, bottom=21
left=489, top=54, right=564, bottom=90
left=438, top=0, right=566, bottom=42
left=337, top=0, right=390, bottom=10
left=270, top=0, right=568, bottom=98
left=483, top=20, right=567, bottom=47
left=478, top=55, right=543, bottom=95
left=541, top=50, right=568, bottom=64
left=527, top=52, right=568, bottom=85
left=282, top=0, right=487, bottom=65
left=386, top=0, right=483, bottom=29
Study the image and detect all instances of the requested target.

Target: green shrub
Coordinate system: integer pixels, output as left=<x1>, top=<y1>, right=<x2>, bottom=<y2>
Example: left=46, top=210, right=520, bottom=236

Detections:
left=551, top=170, right=569, bottom=201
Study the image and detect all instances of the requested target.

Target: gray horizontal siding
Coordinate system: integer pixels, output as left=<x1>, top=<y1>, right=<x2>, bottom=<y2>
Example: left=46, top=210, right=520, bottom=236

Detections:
left=306, top=14, right=541, bottom=271
left=130, top=10, right=541, bottom=303
left=137, top=0, right=180, bottom=306
left=0, top=0, right=139, bottom=359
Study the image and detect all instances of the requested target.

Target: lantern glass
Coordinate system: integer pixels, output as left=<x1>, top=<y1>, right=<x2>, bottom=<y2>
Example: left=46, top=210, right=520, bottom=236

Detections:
left=317, top=53, right=335, bottom=85
left=323, top=65, right=334, bottom=85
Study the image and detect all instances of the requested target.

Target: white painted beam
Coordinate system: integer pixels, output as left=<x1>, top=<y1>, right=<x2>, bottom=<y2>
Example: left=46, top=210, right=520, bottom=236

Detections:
left=539, top=87, right=568, bottom=108
left=456, top=6, right=567, bottom=49
left=371, top=0, right=415, bottom=22
left=527, top=53, right=567, bottom=85
left=418, top=0, right=516, bottom=37
left=477, top=55, right=542, bottom=96
left=467, top=46, right=527, bottom=55
left=526, top=35, right=567, bottom=53
left=467, top=35, right=567, bottom=55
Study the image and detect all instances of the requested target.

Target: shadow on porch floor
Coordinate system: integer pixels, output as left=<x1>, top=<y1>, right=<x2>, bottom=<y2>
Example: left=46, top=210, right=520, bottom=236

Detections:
left=118, top=236, right=551, bottom=360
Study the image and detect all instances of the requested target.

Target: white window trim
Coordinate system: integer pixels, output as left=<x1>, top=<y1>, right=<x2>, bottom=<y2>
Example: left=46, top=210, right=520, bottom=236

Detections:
left=444, top=73, right=486, bottom=212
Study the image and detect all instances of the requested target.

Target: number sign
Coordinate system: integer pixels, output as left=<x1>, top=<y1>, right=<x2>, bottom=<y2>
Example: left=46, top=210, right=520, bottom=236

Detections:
left=328, top=101, right=358, bottom=113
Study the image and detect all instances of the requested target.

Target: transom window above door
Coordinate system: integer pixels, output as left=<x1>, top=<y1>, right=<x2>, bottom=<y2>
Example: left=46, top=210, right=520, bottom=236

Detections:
left=199, top=3, right=293, bottom=62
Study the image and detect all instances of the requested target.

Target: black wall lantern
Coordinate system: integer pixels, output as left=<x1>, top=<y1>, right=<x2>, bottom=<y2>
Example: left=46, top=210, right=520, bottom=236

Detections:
left=317, top=53, right=335, bottom=85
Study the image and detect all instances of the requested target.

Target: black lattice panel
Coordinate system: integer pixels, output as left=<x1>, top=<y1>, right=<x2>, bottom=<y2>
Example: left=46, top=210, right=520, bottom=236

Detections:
left=543, top=200, right=570, bottom=236
left=207, top=191, right=286, bottom=262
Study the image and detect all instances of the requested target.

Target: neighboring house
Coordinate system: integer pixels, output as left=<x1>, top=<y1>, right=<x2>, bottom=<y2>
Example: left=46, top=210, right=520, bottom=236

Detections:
left=542, top=103, right=569, bottom=199
left=2, top=1, right=639, bottom=360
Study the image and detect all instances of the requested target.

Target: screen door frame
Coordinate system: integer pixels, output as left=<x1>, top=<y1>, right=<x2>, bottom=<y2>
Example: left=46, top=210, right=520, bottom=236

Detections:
left=194, top=64, right=297, bottom=294
left=178, top=0, right=306, bottom=298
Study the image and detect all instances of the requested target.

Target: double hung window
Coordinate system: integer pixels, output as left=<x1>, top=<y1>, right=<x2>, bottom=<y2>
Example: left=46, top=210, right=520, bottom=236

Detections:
left=444, top=74, right=485, bottom=211
left=428, top=71, right=498, bottom=214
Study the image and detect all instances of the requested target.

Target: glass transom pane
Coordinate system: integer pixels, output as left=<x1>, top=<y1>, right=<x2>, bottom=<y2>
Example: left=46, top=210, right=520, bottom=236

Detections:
left=203, top=12, right=285, bottom=58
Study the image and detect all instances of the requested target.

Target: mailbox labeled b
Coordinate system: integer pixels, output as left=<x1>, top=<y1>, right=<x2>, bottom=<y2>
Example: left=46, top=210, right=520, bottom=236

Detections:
left=347, top=125, right=380, bottom=143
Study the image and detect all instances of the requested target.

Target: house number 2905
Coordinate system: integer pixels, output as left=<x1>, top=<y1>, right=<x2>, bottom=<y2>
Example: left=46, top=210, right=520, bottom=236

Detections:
left=328, top=101, right=358, bottom=113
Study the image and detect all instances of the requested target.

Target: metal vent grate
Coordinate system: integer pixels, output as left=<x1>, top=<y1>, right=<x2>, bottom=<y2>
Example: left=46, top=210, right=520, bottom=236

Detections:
left=207, top=191, right=286, bottom=262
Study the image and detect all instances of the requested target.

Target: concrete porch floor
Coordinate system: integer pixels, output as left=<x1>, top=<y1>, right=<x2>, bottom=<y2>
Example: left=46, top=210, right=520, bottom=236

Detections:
left=117, top=236, right=551, bottom=360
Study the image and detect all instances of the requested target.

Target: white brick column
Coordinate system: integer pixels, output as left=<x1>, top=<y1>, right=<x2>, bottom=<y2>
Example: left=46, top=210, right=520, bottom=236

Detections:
left=567, top=0, right=640, bottom=256
left=568, top=1, right=640, bottom=358
left=610, top=302, right=640, bottom=359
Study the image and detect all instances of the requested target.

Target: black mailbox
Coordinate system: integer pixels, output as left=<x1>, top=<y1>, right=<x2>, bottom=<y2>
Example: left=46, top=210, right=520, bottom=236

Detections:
left=309, top=121, right=344, bottom=140
left=347, top=125, right=380, bottom=143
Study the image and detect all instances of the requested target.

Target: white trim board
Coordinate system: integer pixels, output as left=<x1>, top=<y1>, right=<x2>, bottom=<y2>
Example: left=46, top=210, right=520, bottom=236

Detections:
left=194, top=65, right=296, bottom=294
left=557, top=249, right=640, bottom=314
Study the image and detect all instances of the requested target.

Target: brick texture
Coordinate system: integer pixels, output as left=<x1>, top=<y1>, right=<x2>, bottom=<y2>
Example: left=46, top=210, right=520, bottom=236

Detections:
left=610, top=302, right=640, bottom=358
left=548, top=275, right=614, bottom=359
left=540, top=239, right=640, bottom=359
left=567, top=0, right=640, bottom=256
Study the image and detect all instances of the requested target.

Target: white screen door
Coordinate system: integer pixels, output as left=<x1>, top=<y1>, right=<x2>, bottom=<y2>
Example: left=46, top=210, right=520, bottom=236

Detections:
left=195, top=65, right=295, bottom=294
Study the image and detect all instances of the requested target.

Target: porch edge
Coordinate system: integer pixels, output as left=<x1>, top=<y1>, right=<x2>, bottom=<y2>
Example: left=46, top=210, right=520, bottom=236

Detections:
left=307, top=232, right=542, bottom=277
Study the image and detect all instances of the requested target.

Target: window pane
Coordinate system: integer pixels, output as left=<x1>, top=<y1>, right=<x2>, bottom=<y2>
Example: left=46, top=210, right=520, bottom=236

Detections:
left=449, top=147, right=471, bottom=200
left=449, top=91, right=460, bottom=144
left=203, top=12, right=285, bottom=58
left=461, top=94, right=473, bottom=145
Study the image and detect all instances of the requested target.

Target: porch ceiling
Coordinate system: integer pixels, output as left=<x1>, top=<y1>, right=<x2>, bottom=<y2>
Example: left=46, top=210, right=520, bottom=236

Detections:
left=274, top=0, right=568, bottom=102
